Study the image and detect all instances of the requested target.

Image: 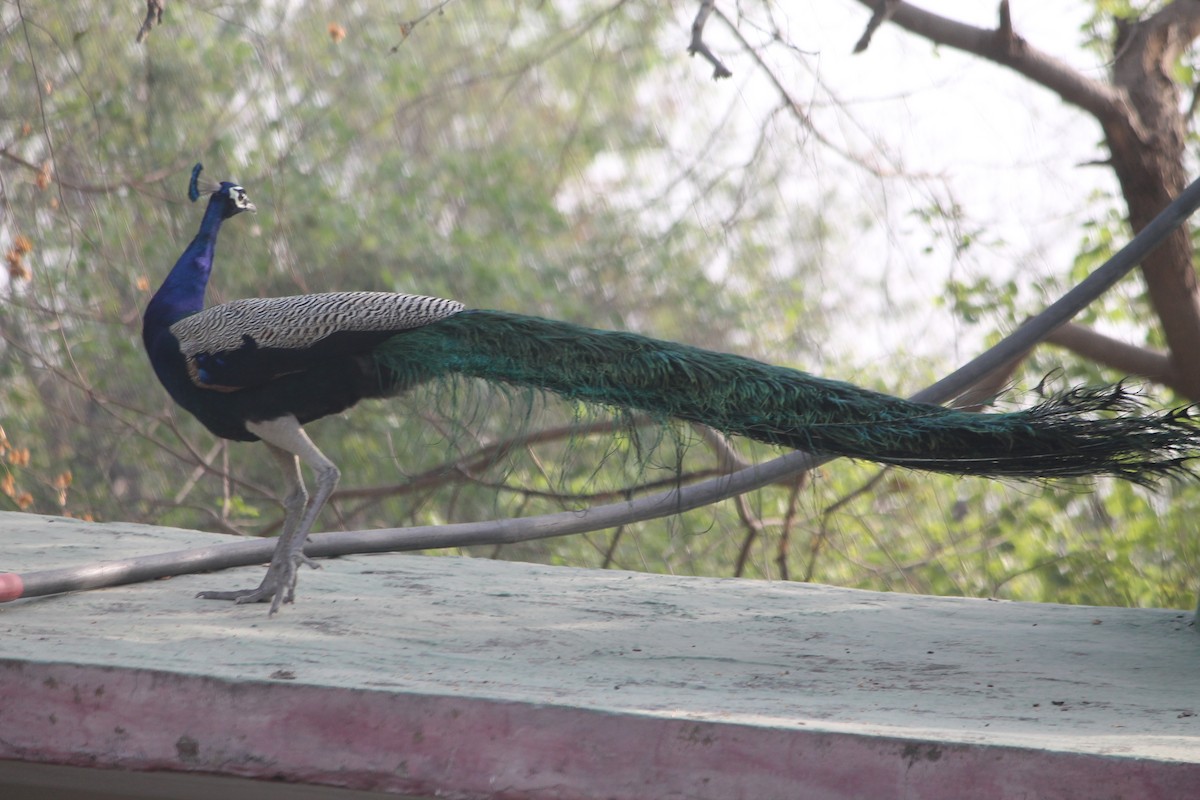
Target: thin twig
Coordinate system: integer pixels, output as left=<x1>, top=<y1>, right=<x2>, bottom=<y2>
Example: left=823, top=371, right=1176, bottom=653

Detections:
left=391, top=0, right=456, bottom=53
left=775, top=474, right=807, bottom=580
left=805, top=468, right=890, bottom=582
left=732, top=493, right=763, bottom=577
left=0, top=146, right=188, bottom=194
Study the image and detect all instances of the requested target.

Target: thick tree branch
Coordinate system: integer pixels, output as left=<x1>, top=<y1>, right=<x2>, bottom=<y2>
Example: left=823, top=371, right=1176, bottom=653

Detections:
left=1045, top=322, right=1176, bottom=390
left=852, top=0, right=1125, bottom=124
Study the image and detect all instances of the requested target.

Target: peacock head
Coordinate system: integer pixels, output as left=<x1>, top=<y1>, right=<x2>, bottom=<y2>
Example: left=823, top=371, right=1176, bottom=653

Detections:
left=215, top=182, right=256, bottom=219
left=188, top=163, right=256, bottom=219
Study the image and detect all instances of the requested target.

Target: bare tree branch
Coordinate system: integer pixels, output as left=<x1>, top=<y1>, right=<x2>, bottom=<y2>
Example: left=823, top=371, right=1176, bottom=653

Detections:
left=853, top=0, right=898, bottom=53
left=135, top=0, right=164, bottom=44
left=688, top=0, right=733, bottom=80
left=0, top=146, right=188, bottom=194
left=691, top=424, right=750, bottom=472
left=715, top=8, right=901, bottom=179
left=851, top=0, right=1123, bottom=123
left=1045, top=322, right=1176, bottom=390
left=997, top=0, right=1013, bottom=45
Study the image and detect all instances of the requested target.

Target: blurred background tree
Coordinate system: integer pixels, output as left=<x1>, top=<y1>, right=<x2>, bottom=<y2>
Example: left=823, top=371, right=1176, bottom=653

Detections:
left=1, top=1, right=1197, bottom=609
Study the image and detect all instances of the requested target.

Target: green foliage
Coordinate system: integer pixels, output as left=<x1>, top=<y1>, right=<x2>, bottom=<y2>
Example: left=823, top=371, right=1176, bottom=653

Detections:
left=1080, top=0, right=1143, bottom=52
left=0, top=1, right=826, bottom=552
left=927, top=182, right=1200, bottom=610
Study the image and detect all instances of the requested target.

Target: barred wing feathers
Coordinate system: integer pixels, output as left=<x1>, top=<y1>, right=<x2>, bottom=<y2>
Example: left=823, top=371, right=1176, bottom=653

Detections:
left=169, top=291, right=464, bottom=390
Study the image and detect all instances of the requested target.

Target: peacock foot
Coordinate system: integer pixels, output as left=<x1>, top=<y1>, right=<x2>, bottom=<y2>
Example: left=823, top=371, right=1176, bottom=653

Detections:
left=197, top=553, right=320, bottom=614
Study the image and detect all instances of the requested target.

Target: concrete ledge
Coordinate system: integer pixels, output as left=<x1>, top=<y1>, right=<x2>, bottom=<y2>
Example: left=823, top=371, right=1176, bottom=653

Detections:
left=1, top=512, right=1198, bottom=798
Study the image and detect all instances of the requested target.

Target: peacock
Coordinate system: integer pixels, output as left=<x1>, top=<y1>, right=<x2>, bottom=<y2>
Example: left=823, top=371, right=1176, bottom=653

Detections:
left=143, top=164, right=1200, bottom=613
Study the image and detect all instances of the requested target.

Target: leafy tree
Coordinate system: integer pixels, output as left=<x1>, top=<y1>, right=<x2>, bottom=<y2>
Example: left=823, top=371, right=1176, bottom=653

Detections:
left=0, top=2, right=829, bottom=568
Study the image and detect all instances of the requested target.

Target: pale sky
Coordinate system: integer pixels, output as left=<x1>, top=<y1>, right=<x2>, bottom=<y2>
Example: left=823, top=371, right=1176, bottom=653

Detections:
left=689, top=3, right=1124, bottom=379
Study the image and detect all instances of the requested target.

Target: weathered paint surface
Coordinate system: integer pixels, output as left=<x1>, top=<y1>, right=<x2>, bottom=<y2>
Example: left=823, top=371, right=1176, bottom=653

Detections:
left=1, top=512, right=1198, bottom=798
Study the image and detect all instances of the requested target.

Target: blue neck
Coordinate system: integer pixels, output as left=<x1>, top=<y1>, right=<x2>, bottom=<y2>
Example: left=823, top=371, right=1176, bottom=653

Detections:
left=146, top=196, right=228, bottom=328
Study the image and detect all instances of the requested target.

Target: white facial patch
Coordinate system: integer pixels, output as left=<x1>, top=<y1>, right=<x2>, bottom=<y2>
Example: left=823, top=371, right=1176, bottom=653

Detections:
left=229, top=185, right=254, bottom=210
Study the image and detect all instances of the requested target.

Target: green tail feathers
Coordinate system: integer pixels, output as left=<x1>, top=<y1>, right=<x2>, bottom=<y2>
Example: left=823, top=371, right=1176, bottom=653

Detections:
left=375, top=309, right=1199, bottom=483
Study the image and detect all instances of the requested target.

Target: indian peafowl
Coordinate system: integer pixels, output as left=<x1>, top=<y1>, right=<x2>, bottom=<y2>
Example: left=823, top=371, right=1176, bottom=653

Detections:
left=143, top=164, right=1200, bottom=613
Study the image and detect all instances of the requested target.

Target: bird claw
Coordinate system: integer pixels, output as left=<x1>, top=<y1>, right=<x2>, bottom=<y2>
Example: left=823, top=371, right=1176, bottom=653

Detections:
left=196, top=552, right=319, bottom=615
left=196, top=580, right=289, bottom=614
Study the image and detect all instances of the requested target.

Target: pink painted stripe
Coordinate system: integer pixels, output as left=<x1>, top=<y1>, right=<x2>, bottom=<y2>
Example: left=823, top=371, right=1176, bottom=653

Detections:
left=0, top=573, right=24, bottom=602
left=1, top=660, right=1197, bottom=799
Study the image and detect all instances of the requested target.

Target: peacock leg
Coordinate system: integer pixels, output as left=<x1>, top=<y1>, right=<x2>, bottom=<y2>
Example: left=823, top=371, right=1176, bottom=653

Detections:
left=265, top=441, right=321, bottom=567
left=197, top=416, right=340, bottom=614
